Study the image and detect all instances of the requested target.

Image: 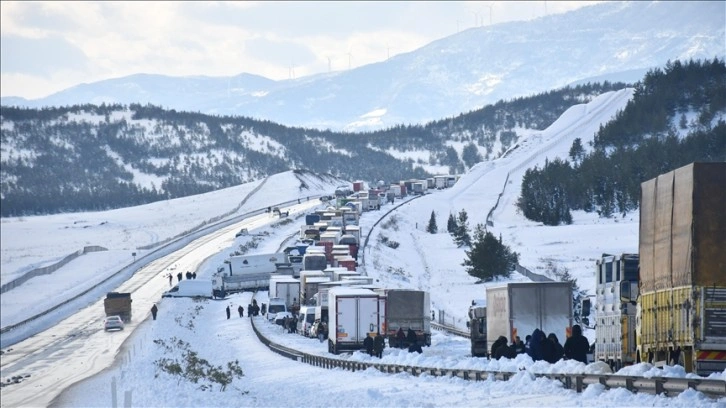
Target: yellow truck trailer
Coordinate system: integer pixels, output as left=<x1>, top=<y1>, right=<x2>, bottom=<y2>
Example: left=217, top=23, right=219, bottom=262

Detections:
left=624, top=162, right=726, bottom=375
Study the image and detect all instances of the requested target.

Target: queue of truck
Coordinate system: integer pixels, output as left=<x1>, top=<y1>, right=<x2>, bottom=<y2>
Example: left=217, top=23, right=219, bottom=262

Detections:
left=463, top=162, right=725, bottom=377
left=586, top=162, right=726, bottom=376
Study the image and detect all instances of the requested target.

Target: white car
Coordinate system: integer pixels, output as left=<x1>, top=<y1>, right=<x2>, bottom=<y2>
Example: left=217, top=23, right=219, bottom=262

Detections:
left=274, top=312, right=292, bottom=326
left=104, top=315, right=125, bottom=331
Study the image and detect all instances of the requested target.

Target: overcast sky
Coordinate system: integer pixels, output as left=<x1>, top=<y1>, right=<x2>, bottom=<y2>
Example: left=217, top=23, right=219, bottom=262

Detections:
left=1, top=1, right=600, bottom=100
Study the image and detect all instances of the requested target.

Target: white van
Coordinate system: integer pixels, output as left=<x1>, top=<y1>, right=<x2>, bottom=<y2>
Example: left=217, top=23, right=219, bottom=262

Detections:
left=162, top=279, right=213, bottom=299
left=297, top=306, right=316, bottom=336
left=266, top=297, right=287, bottom=321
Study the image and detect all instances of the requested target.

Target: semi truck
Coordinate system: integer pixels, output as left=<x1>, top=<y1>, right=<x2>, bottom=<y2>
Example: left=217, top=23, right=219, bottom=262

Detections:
left=468, top=300, right=487, bottom=357
left=622, top=162, right=726, bottom=375
left=327, top=287, right=381, bottom=354
left=592, top=253, right=639, bottom=370
left=104, top=292, right=132, bottom=322
left=486, top=282, right=573, bottom=353
left=377, top=289, right=431, bottom=348
left=212, top=253, right=289, bottom=297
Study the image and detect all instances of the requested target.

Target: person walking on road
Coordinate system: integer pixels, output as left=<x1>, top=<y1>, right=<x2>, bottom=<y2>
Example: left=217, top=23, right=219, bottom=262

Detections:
left=238, top=305, right=244, bottom=318
left=226, top=305, right=231, bottom=320
left=150, top=304, right=158, bottom=320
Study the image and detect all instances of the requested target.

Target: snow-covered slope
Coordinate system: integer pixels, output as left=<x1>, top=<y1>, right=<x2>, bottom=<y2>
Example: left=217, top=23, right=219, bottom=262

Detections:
left=363, top=88, right=638, bottom=329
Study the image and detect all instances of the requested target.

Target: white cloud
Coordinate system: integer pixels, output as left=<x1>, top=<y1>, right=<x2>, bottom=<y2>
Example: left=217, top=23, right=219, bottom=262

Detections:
left=1, top=1, right=602, bottom=99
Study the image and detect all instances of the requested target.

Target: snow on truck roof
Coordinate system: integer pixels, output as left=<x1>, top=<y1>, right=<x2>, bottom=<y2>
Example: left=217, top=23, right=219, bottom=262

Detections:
left=328, top=287, right=377, bottom=296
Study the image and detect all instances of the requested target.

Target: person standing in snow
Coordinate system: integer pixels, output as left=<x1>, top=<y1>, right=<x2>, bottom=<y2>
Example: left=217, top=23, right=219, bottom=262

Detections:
left=238, top=305, right=244, bottom=318
left=150, top=304, right=158, bottom=320
left=373, top=332, right=385, bottom=358
left=364, top=333, right=374, bottom=356
left=527, top=329, right=546, bottom=361
left=226, top=305, right=231, bottom=320
left=176, top=272, right=182, bottom=283
left=564, top=324, right=590, bottom=364
left=167, top=273, right=172, bottom=287
left=546, top=333, right=564, bottom=363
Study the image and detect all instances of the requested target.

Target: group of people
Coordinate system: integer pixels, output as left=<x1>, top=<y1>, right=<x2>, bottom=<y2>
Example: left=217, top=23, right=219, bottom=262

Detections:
left=394, top=327, right=423, bottom=353
left=165, top=270, right=197, bottom=286
left=283, top=314, right=299, bottom=334
left=225, top=300, right=260, bottom=319
left=489, top=324, right=590, bottom=364
left=247, top=300, right=261, bottom=317
left=363, top=332, right=386, bottom=358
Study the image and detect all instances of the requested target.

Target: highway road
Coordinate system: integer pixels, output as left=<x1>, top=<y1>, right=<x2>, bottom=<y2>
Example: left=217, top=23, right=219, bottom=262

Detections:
left=0, top=200, right=320, bottom=407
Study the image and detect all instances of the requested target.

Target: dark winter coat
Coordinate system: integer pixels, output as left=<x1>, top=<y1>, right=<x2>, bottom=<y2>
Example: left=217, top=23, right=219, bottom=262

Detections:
left=407, top=328, right=418, bottom=346
left=364, top=334, right=374, bottom=355
left=564, top=324, right=590, bottom=364
left=396, top=328, right=406, bottom=348
left=373, top=333, right=385, bottom=357
left=514, top=339, right=525, bottom=354
left=527, top=329, right=546, bottom=361
left=495, top=343, right=517, bottom=360
left=491, top=336, right=508, bottom=359
left=546, top=333, right=565, bottom=363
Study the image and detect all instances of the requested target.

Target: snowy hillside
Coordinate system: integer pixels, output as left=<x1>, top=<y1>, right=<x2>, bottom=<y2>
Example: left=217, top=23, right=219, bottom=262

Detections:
left=363, top=88, right=638, bottom=329
left=2, top=1, right=723, bottom=131
left=3, top=87, right=726, bottom=408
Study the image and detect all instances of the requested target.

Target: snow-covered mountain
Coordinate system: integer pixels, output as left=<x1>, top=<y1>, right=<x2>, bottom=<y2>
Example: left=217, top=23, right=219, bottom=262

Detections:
left=2, top=1, right=723, bottom=131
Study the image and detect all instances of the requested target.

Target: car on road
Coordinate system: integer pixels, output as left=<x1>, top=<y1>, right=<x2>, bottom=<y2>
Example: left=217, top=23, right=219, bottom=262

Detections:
left=273, top=312, right=292, bottom=326
left=104, top=315, right=125, bottom=331
left=235, top=228, right=248, bottom=237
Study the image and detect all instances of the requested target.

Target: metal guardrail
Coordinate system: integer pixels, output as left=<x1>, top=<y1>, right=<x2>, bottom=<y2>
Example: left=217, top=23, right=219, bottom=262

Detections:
left=359, top=194, right=423, bottom=272
left=250, top=315, right=726, bottom=399
left=0, top=195, right=321, bottom=338
left=431, top=321, right=469, bottom=338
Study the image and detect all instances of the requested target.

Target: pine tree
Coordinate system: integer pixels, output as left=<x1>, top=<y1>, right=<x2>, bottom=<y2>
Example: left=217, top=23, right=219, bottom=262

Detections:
left=568, top=137, right=585, bottom=163
left=462, top=225, right=519, bottom=282
left=454, top=209, right=471, bottom=247
left=447, top=213, right=458, bottom=234
left=426, top=211, right=438, bottom=234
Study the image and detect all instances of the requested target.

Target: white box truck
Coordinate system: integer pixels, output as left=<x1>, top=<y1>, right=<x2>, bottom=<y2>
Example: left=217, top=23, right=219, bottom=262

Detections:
left=327, top=287, right=381, bottom=354
left=486, top=282, right=573, bottom=353
left=269, top=275, right=301, bottom=310
left=162, top=280, right=213, bottom=299
left=378, top=289, right=431, bottom=348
